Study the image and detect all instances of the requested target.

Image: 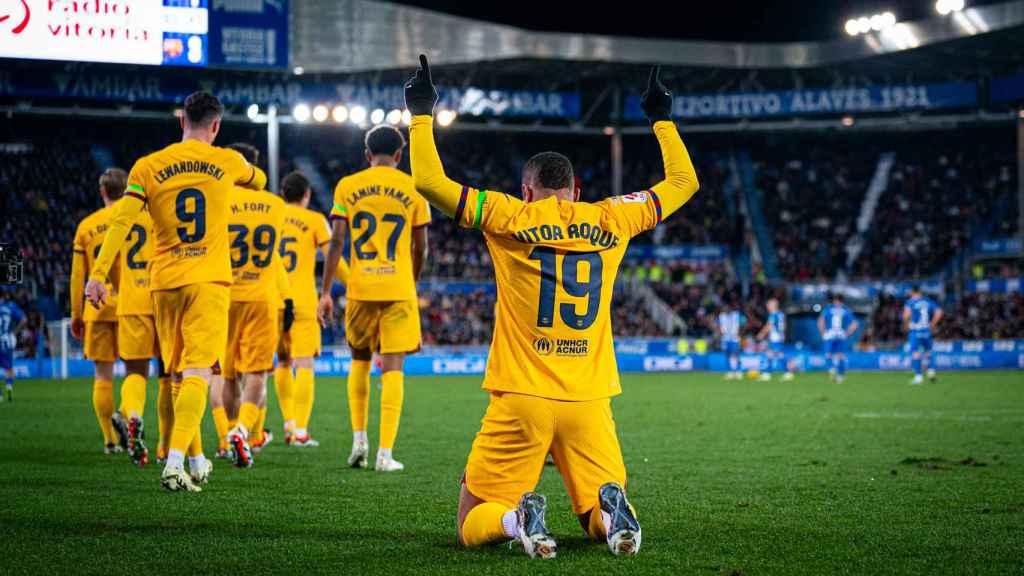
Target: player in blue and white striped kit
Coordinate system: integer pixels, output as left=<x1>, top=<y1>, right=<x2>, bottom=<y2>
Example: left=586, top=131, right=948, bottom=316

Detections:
left=717, top=302, right=746, bottom=380
left=0, top=291, right=27, bottom=402
left=757, top=298, right=793, bottom=381
left=903, top=285, right=943, bottom=385
left=817, top=293, right=858, bottom=383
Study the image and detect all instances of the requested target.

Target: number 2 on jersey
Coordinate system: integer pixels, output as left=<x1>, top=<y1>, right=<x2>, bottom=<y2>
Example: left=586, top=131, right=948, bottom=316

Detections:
left=351, top=212, right=406, bottom=261
left=528, top=247, right=603, bottom=330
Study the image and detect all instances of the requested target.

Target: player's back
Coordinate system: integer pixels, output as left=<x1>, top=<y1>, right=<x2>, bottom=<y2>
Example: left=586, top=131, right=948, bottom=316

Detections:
left=281, top=204, right=330, bottom=314
left=0, top=301, right=23, bottom=351
left=228, top=187, right=286, bottom=303
left=768, top=311, right=785, bottom=342
left=822, top=304, right=850, bottom=338
left=73, top=205, right=119, bottom=322
left=332, top=166, right=430, bottom=302
left=116, top=207, right=155, bottom=316
left=719, top=311, right=743, bottom=342
left=905, top=296, right=936, bottom=334
left=471, top=192, right=659, bottom=402
left=127, top=140, right=256, bottom=291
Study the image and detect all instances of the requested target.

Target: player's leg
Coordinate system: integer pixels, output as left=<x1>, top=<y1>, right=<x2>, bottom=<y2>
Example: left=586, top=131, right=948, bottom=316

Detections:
left=229, top=370, right=266, bottom=468
left=156, top=359, right=173, bottom=463
left=209, top=373, right=231, bottom=457
left=910, top=347, right=923, bottom=385
left=291, top=356, right=317, bottom=446
left=85, top=321, right=119, bottom=452
left=251, top=387, right=271, bottom=452
left=344, top=300, right=375, bottom=464
left=924, top=337, right=936, bottom=382
left=836, top=350, right=847, bottom=383
left=374, top=299, right=422, bottom=471
left=120, top=358, right=150, bottom=466
left=759, top=349, right=774, bottom=381
left=227, top=300, right=277, bottom=465
left=157, top=284, right=228, bottom=492
left=781, top=347, right=794, bottom=381
left=274, top=335, right=296, bottom=444
left=2, top=352, right=13, bottom=401
left=553, top=398, right=640, bottom=556
left=346, top=347, right=372, bottom=465
left=458, top=393, right=555, bottom=558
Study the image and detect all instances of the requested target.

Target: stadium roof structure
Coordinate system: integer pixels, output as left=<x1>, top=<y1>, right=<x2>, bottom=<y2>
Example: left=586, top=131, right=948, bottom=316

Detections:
left=293, top=0, right=1024, bottom=84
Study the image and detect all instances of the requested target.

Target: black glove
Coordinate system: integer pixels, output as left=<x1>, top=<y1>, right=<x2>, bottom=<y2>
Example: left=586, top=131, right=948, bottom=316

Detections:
left=640, top=65, right=673, bottom=124
left=283, top=298, right=295, bottom=333
left=404, top=54, right=438, bottom=116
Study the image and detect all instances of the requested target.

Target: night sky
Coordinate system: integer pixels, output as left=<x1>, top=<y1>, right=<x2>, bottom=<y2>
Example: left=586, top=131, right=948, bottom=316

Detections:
left=391, top=0, right=1004, bottom=42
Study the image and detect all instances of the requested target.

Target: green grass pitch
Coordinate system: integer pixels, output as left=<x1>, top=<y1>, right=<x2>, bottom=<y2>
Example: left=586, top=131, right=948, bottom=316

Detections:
left=1, top=371, right=1022, bottom=575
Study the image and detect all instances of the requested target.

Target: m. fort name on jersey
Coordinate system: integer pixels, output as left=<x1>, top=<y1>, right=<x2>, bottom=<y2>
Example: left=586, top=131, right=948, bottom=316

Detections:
left=231, top=200, right=273, bottom=215
left=511, top=222, right=621, bottom=249
left=153, top=160, right=226, bottom=184
left=347, top=185, right=414, bottom=208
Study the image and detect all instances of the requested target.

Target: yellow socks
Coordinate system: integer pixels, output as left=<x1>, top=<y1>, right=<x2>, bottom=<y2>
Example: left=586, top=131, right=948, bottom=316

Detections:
left=156, top=377, right=173, bottom=458
left=188, top=425, right=204, bottom=457
left=586, top=505, right=607, bottom=540
left=293, top=367, right=315, bottom=431
left=92, top=379, right=115, bottom=445
left=238, top=401, right=261, bottom=438
left=379, top=371, right=404, bottom=450
left=461, top=502, right=514, bottom=547
left=119, top=373, right=147, bottom=419
left=347, top=360, right=371, bottom=433
left=252, top=405, right=268, bottom=444
left=168, top=375, right=208, bottom=457
left=274, top=364, right=294, bottom=429
left=212, top=406, right=230, bottom=451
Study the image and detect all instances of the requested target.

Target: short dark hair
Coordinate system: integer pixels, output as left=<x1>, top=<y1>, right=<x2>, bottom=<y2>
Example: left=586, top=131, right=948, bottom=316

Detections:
left=281, top=171, right=311, bottom=204
left=910, top=284, right=921, bottom=293
left=833, top=293, right=845, bottom=303
left=365, top=125, right=405, bottom=157
left=523, top=152, right=574, bottom=190
left=183, top=91, right=224, bottom=127
left=226, top=142, right=260, bottom=166
left=99, top=167, right=127, bottom=200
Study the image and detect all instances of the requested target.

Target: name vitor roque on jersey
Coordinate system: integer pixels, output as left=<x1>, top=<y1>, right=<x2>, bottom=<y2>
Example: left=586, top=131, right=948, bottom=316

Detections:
left=511, top=222, right=621, bottom=248
left=347, top=185, right=414, bottom=208
left=154, top=160, right=226, bottom=184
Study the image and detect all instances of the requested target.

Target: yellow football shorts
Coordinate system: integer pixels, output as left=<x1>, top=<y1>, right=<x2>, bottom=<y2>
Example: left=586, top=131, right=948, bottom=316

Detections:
left=83, top=321, right=117, bottom=363
left=118, top=314, right=158, bottom=361
left=224, top=300, right=278, bottom=380
left=345, top=298, right=421, bottom=354
left=277, top=308, right=321, bottom=360
left=152, top=283, right=229, bottom=374
left=464, top=392, right=627, bottom=516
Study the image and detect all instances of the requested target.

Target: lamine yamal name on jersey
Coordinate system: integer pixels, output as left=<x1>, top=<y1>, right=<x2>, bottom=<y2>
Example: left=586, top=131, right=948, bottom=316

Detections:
left=347, top=185, right=414, bottom=208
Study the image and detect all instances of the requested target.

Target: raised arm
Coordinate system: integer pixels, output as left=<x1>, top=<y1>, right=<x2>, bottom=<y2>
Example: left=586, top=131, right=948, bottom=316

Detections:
left=641, top=66, right=699, bottom=219
left=406, top=55, right=466, bottom=217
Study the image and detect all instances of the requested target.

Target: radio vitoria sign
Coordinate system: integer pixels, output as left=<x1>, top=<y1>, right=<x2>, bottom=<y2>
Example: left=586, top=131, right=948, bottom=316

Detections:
left=0, top=0, right=209, bottom=67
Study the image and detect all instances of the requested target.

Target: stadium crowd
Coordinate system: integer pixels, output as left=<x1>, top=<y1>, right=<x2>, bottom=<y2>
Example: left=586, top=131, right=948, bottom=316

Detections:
left=2, top=119, right=1021, bottom=355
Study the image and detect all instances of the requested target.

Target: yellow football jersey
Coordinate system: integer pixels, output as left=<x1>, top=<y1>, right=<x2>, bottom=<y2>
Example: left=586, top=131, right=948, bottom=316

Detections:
left=330, top=166, right=431, bottom=301
left=454, top=188, right=665, bottom=401
left=228, top=187, right=288, bottom=303
left=280, top=203, right=331, bottom=314
left=72, top=205, right=119, bottom=322
left=124, top=140, right=262, bottom=291
left=116, top=205, right=155, bottom=316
